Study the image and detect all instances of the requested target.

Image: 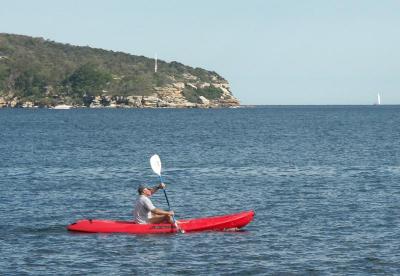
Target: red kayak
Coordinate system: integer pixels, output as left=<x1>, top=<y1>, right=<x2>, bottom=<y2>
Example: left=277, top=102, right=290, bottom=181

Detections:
left=67, top=210, right=254, bottom=234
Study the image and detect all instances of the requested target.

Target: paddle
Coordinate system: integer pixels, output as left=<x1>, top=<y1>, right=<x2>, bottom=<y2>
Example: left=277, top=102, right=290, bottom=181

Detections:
left=150, top=154, right=184, bottom=233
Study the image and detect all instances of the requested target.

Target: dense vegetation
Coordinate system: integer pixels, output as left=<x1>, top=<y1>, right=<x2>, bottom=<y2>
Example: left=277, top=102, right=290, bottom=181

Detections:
left=0, top=33, right=226, bottom=105
left=182, top=86, right=224, bottom=102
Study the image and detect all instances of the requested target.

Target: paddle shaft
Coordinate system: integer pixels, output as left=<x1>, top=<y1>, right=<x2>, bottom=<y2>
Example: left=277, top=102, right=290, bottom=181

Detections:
left=159, top=177, right=172, bottom=209
left=158, top=175, right=181, bottom=230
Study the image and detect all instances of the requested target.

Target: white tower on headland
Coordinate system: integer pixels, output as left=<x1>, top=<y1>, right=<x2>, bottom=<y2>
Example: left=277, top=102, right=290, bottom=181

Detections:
left=154, top=53, right=158, bottom=73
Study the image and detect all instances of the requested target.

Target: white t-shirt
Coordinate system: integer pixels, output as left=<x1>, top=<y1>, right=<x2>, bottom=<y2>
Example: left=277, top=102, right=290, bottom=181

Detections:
left=133, top=195, right=156, bottom=224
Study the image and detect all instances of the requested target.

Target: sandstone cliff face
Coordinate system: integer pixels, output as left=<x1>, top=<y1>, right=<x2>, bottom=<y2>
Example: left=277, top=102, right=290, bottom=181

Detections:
left=79, top=72, right=240, bottom=108
left=0, top=75, right=240, bottom=108
left=150, top=73, right=240, bottom=108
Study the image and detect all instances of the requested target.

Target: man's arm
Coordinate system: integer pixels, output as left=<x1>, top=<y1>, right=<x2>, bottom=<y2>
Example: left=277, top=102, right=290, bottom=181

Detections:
left=151, top=208, right=174, bottom=216
left=149, top=183, right=166, bottom=195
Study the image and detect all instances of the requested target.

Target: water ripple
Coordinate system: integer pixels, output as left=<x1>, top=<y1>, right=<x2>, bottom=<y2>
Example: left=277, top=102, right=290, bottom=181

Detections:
left=1, top=107, right=400, bottom=274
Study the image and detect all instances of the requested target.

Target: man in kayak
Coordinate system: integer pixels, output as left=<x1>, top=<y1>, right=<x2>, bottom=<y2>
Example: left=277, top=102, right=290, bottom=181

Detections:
left=133, top=183, right=174, bottom=224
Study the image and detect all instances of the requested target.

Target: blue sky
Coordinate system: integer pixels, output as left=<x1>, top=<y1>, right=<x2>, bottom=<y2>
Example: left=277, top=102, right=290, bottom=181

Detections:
left=1, top=0, right=399, bottom=104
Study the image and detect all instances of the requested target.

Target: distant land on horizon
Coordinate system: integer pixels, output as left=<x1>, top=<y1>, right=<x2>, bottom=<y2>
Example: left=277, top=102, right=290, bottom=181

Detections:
left=0, top=33, right=240, bottom=109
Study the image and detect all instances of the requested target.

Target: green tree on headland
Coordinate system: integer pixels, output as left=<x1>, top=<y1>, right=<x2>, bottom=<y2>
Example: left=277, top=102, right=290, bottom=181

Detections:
left=62, top=63, right=112, bottom=97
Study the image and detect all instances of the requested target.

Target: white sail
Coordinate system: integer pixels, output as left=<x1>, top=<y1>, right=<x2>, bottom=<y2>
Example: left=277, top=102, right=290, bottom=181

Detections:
left=377, top=93, right=381, bottom=105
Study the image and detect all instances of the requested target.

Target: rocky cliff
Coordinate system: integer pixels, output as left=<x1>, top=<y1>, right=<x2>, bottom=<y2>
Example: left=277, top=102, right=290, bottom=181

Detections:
left=0, top=33, right=239, bottom=108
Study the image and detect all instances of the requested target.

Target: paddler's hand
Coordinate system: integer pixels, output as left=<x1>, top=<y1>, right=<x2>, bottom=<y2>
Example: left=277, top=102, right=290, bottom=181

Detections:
left=168, top=211, right=174, bottom=216
left=159, top=183, right=166, bottom=189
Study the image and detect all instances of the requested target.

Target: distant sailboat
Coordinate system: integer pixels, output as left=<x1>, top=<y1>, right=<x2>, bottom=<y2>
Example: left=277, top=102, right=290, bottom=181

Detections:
left=374, top=93, right=381, bottom=105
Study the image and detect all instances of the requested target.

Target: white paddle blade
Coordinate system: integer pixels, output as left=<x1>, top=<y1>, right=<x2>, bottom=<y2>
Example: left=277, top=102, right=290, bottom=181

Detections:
left=150, top=154, right=162, bottom=176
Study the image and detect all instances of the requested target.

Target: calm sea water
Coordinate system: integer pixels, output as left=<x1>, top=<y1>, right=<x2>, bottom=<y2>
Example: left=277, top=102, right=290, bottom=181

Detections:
left=1, top=106, right=400, bottom=275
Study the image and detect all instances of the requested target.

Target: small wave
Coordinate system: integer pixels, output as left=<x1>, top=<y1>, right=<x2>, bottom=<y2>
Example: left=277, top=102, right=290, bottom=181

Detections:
left=386, top=166, right=400, bottom=175
left=0, top=165, right=148, bottom=182
left=172, top=165, right=337, bottom=178
left=1, top=224, right=67, bottom=237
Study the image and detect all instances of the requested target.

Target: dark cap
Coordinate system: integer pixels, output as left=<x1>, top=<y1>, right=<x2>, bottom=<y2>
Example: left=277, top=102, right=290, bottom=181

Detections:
left=137, top=185, right=146, bottom=194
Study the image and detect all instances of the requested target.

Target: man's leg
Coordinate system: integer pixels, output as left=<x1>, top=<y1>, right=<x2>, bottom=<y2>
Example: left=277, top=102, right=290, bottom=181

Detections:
left=148, top=214, right=170, bottom=224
